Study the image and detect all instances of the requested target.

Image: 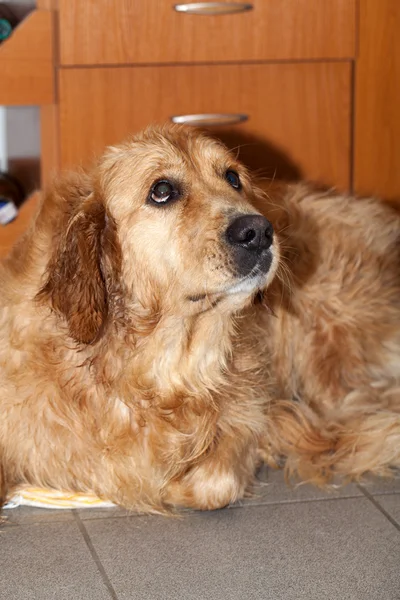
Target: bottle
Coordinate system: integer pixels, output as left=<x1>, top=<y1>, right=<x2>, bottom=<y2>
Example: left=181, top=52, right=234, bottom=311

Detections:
left=0, top=4, right=18, bottom=43
left=0, top=172, right=24, bottom=225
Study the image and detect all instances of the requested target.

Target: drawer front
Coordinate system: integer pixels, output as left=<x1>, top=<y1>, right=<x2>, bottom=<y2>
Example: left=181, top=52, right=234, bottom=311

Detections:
left=59, top=0, right=356, bottom=65
left=0, top=10, right=54, bottom=105
left=59, top=62, right=351, bottom=189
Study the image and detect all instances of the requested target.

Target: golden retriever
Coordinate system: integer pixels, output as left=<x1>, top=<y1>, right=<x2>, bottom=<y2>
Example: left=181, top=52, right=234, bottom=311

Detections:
left=0, top=124, right=399, bottom=513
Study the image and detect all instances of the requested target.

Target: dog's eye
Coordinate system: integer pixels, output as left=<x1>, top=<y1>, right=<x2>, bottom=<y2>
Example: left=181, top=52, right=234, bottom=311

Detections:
left=149, top=180, right=178, bottom=205
left=225, top=170, right=241, bottom=190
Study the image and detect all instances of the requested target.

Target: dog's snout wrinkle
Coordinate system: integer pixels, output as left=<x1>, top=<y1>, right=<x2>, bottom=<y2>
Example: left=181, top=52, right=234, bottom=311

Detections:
left=226, top=214, right=273, bottom=253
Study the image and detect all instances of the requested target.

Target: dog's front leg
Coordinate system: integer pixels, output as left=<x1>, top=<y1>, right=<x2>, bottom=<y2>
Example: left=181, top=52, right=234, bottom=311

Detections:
left=163, top=435, right=258, bottom=511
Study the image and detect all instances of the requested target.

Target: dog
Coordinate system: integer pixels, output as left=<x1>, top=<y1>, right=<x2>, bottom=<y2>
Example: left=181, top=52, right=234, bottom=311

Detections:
left=0, top=124, right=399, bottom=514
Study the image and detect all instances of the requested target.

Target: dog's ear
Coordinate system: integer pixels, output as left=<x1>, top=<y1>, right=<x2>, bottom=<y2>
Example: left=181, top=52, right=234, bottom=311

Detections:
left=38, top=194, right=121, bottom=345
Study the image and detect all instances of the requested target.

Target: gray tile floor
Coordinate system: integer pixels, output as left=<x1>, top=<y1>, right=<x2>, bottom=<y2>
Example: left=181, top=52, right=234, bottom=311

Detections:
left=1, top=469, right=399, bottom=600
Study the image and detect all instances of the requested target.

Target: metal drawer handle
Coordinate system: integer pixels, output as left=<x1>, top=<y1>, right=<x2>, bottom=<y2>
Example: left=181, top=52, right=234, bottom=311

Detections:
left=171, top=113, right=248, bottom=126
left=174, top=2, right=253, bottom=16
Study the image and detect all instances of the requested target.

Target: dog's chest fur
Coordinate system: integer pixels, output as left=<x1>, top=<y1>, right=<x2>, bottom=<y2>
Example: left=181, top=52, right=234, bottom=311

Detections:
left=0, top=290, right=271, bottom=506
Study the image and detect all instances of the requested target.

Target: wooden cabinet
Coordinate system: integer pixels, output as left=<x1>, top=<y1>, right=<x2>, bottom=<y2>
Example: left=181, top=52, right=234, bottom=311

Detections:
left=53, top=0, right=356, bottom=191
left=0, top=9, right=54, bottom=106
left=60, top=62, right=351, bottom=188
left=56, top=0, right=355, bottom=195
left=59, top=0, right=356, bottom=65
left=354, top=0, right=400, bottom=200
left=4, top=0, right=400, bottom=258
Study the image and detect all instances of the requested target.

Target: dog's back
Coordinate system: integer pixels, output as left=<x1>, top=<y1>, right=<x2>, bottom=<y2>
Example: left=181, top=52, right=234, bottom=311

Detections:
left=256, top=182, right=400, bottom=481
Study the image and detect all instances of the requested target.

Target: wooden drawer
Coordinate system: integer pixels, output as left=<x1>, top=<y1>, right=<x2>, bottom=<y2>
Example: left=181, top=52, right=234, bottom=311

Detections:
left=0, top=10, right=54, bottom=105
left=59, top=0, right=356, bottom=66
left=59, top=62, right=351, bottom=189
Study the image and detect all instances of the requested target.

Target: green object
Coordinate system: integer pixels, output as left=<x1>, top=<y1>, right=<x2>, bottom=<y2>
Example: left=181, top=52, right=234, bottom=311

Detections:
left=0, top=17, right=12, bottom=41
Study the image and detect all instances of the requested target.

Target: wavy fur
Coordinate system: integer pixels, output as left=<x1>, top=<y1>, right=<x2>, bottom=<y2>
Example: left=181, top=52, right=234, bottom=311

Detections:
left=1, top=125, right=400, bottom=514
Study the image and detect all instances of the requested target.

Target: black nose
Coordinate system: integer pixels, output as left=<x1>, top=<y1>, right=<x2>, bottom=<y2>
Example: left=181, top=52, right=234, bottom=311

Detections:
left=226, top=214, right=273, bottom=252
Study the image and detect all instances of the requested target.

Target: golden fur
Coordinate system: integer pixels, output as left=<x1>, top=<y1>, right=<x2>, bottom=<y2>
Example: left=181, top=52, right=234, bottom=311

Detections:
left=0, top=124, right=399, bottom=513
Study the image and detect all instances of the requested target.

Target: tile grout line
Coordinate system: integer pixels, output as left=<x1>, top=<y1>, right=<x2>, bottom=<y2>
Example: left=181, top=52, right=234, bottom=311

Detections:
left=358, top=485, right=400, bottom=532
left=229, top=492, right=365, bottom=510
left=72, top=510, right=119, bottom=600
left=76, top=493, right=374, bottom=523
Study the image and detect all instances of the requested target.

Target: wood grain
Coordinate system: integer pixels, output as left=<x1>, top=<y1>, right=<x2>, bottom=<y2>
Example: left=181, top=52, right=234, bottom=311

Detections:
left=59, top=62, right=352, bottom=190
left=37, top=0, right=58, bottom=8
left=0, top=194, right=39, bottom=258
left=40, top=104, right=60, bottom=188
left=354, top=1, right=400, bottom=199
left=59, top=0, right=356, bottom=66
left=0, top=10, right=54, bottom=105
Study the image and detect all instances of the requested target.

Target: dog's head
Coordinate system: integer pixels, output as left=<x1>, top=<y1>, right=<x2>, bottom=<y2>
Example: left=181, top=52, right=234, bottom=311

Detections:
left=40, top=125, right=279, bottom=344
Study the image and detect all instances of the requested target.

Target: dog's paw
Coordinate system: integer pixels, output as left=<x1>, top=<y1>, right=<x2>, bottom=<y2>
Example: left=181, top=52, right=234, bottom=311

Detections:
left=165, top=468, right=244, bottom=511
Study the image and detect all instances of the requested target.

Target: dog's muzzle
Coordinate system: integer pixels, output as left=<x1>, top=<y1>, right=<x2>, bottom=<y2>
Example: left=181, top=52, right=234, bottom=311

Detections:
left=226, top=214, right=274, bottom=276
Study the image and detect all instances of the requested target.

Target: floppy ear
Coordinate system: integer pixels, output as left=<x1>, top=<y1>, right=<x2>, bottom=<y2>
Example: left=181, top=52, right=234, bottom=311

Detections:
left=39, top=195, right=120, bottom=345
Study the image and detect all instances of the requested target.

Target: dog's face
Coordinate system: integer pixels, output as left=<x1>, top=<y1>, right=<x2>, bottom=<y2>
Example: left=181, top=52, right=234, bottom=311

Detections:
left=41, top=125, right=279, bottom=343
left=99, top=126, right=278, bottom=312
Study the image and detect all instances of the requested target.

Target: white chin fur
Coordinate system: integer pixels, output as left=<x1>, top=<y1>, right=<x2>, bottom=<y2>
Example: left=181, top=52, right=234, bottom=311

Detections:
left=225, top=274, right=267, bottom=295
